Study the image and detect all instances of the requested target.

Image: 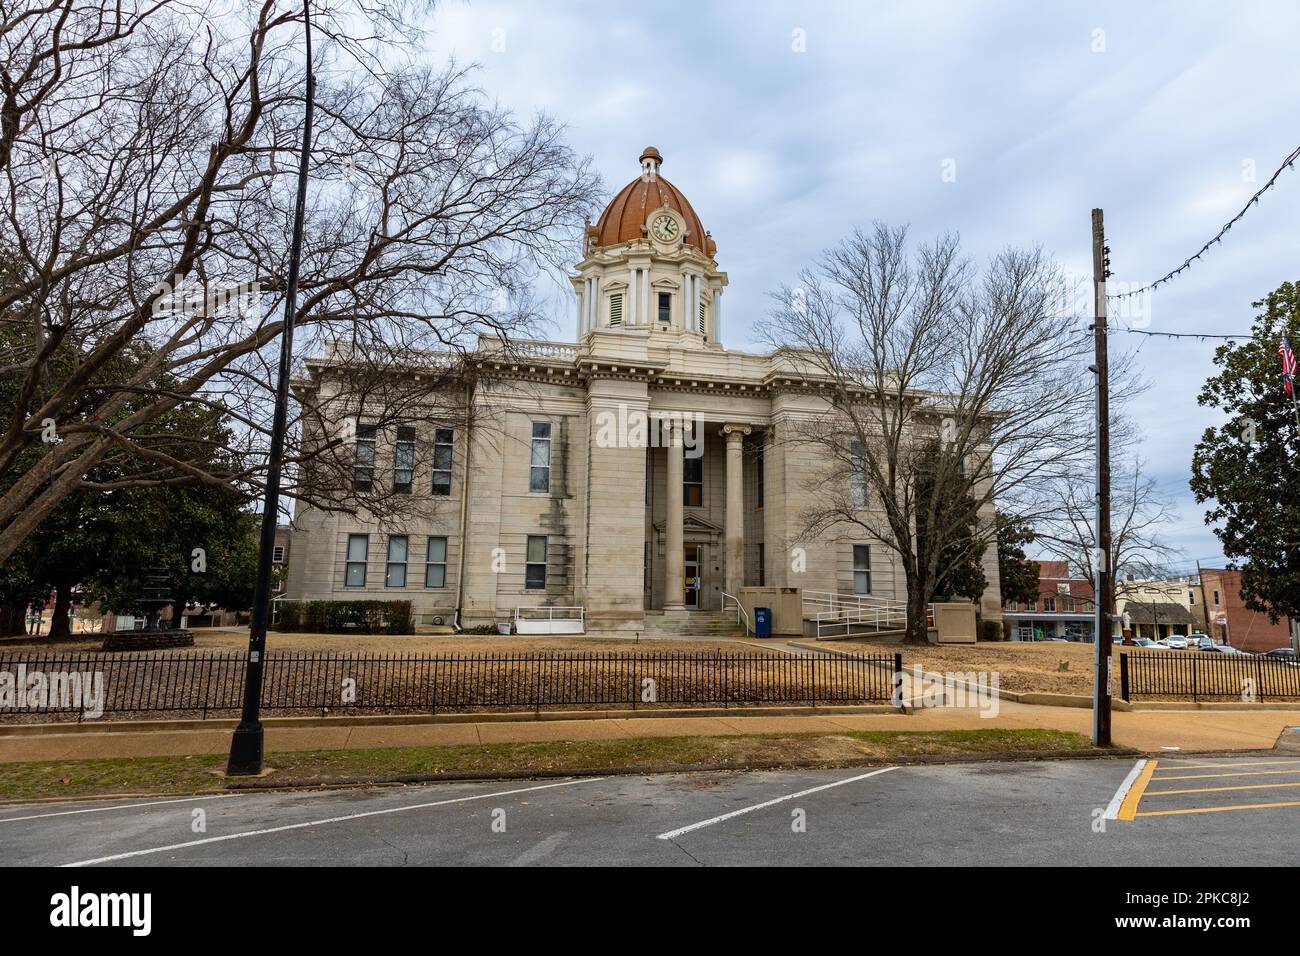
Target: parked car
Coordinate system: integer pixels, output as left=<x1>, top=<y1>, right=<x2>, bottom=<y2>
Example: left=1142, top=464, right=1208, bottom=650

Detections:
left=1262, top=647, right=1297, bottom=660
left=1133, top=638, right=1169, bottom=650
left=1202, top=644, right=1249, bottom=655
left=1164, top=636, right=1189, bottom=650
left=1191, top=636, right=1216, bottom=650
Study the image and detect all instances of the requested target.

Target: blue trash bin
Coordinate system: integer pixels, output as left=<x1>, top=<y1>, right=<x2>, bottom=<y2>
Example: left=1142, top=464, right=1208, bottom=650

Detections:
left=754, top=607, right=772, bottom=638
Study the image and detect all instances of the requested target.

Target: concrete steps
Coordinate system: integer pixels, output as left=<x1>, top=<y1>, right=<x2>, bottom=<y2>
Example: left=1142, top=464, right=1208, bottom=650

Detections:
left=640, top=611, right=748, bottom=639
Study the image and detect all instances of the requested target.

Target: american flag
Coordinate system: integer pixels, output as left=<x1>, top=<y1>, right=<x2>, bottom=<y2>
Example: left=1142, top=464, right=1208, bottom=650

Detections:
left=1281, top=336, right=1298, bottom=396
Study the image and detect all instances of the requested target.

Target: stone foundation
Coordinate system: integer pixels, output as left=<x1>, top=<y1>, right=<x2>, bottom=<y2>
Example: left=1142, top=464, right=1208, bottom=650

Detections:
left=102, top=629, right=195, bottom=651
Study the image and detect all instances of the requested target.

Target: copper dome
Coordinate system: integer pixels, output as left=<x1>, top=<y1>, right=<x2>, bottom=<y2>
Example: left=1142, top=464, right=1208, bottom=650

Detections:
left=588, top=147, right=714, bottom=256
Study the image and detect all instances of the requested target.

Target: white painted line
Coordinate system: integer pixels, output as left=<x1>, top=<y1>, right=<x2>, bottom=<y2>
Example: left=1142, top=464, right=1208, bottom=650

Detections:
left=656, top=767, right=898, bottom=841
left=1104, top=759, right=1148, bottom=820
left=62, top=777, right=604, bottom=867
left=0, top=793, right=237, bottom=824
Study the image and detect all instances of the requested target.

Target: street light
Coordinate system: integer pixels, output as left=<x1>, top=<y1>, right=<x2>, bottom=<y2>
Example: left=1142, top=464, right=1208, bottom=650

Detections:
left=227, top=0, right=315, bottom=776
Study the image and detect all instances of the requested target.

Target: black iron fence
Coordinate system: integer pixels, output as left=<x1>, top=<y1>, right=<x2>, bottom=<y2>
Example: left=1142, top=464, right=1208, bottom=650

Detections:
left=0, top=651, right=902, bottom=721
left=1120, top=651, right=1300, bottom=702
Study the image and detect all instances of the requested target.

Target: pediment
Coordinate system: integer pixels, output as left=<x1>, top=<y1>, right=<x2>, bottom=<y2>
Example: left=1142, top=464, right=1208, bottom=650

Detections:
left=653, top=513, right=724, bottom=537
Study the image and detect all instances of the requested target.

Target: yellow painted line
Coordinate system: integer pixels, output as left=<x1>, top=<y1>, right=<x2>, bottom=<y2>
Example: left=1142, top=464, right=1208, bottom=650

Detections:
left=1154, top=768, right=1300, bottom=782
left=1147, top=781, right=1300, bottom=796
left=1118, top=758, right=1157, bottom=821
left=1153, top=760, right=1300, bottom=772
left=1136, top=800, right=1300, bottom=817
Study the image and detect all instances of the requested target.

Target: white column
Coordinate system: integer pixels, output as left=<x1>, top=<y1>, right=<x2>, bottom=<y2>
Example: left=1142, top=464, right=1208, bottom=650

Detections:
left=692, top=275, right=702, bottom=332
left=664, top=420, right=685, bottom=611
left=714, top=288, right=723, bottom=345
left=591, top=276, right=600, bottom=328
left=722, top=424, right=751, bottom=597
left=576, top=285, right=584, bottom=339
left=628, top=266, right=638, bottom=324
left=642, top=266, right=651, bottom=327
left=583, top=278, right=592, bottom=332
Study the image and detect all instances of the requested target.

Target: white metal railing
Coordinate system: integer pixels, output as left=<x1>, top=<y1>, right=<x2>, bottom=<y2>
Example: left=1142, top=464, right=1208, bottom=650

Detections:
left=514, top=605, right=585, bottom=634
left=802, top=590, right=933, bottom=639
left=720, top=592, right=751, bottom=636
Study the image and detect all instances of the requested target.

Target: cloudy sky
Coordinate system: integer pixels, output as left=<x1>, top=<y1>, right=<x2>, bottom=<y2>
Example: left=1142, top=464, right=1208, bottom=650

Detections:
left=417, top=0, right=1300, bottom=573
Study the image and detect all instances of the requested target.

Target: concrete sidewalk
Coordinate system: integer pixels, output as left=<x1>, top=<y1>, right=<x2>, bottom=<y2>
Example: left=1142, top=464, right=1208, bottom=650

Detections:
left=0, top=699, right=1296, bottom=763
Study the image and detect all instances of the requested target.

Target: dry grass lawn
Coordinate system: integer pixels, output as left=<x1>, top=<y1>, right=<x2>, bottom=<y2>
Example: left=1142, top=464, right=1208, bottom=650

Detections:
left=823, top=639, right=1099, bottom=695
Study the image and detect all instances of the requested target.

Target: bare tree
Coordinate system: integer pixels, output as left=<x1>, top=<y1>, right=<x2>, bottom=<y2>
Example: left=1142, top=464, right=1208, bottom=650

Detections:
left=762, top=223, right=1094, bottom=644
left=0, top=0, right=599, bottom=562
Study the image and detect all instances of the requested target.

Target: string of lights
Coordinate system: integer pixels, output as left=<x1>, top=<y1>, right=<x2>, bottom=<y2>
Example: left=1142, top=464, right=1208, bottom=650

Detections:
left=1107, top=142, right=1300, bottom=300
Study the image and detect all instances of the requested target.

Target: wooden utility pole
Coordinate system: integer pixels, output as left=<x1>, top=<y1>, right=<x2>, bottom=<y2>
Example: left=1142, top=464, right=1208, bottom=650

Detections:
left=1091, top=209, right=1114, bottom=747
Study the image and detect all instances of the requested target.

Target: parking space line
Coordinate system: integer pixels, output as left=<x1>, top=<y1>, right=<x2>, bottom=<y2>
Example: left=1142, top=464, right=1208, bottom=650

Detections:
left=1117, top=759, right=1157, bottom=821
left=1154, top=768, right=1300, bottom=782
left=1147, top=781, right=1300, bottom=797
left=0, top=793, right=237, bottom=824
left=1104, top=759, right=1148, bottom=820
left=1136, top=800, right=1300, bottom=817
left=1153, top=760, right=1300, bottom=772
left=655, top=767, right=898, bottom=841
left=61, top=777, right=604, bottom=867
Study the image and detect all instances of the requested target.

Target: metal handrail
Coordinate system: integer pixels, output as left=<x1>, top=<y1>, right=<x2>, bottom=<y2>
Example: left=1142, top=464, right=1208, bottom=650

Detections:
left=514, top=606, right=585, bottom=623
left=720, top=592, right=751, bottom=636
left=803, top=589, right=936, bottom=638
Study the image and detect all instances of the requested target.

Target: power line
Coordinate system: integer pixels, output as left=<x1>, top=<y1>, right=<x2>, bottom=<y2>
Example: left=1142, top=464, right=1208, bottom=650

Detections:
left=1108, top=142, right=1300, bottom=300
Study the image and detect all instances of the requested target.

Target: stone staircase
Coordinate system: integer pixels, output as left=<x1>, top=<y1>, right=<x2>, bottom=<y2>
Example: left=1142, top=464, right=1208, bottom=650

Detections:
left=639, top=610, right=749, bottom=640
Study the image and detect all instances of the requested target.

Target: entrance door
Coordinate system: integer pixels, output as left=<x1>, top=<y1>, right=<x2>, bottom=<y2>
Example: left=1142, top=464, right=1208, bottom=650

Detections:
left=684, top=545, right=701, bottom=609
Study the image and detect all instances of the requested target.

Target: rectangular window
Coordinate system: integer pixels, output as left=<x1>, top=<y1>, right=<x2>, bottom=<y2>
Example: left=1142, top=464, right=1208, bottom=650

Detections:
left=272, top=546, right=286, bottom=563
left=755, top=442, right=764, bottom=508
left=852, top=545, right=871, bottom=594
left=850, top=440, right=868, bottom=508
left=1213, top=590, right=1221, bottom=606
left=425, top=536, right=448, bottom=588
left=1043, top=596, right=1056, bottom=612
left=699, top=300, right=707, bottom=338
left=525, top=535, right=547, bottom=590
left=609, top=292, right=623, bottom=326
left=432, top=428, right=454, bottom=496
left=1188, top=589, right=1196, bottom=606
left=385, top=535, right=408, bottom=588
left=393, top=426, right=415, bottom=494
left=657, top=292, right=671, bottom=323
left=353, top=424, right=377, bottom=492
left=683, top=452, right=703, bottom=507
left=345, top=534, right=368, bottom=588
left=529, top=422, right=551, bottom=493
left=757, top=543, right=765, bottom=587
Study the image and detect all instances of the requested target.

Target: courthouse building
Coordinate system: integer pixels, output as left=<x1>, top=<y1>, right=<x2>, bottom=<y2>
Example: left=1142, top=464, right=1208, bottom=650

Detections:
left=285, top=148, right=1003, bottom=632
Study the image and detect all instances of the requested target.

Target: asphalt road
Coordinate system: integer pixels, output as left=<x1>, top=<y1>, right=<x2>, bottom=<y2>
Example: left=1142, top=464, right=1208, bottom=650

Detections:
left=2, top=756, right=1298, bottom=866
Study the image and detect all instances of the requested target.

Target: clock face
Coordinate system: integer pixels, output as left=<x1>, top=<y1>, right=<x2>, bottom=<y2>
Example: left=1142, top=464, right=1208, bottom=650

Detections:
left=651, top=214, right=680, bottom=242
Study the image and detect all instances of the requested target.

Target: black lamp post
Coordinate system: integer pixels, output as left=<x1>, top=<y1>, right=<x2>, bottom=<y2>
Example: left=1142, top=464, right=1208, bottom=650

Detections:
left=227, top=0, right=315, bottom=776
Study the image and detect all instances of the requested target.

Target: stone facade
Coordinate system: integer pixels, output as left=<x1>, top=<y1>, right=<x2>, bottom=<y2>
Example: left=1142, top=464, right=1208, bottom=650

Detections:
left=285, top=148, right=1003, bottom=630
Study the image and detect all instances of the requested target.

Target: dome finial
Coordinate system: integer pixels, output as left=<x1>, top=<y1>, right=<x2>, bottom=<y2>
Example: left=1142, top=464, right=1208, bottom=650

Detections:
left=640, top=145, right=662, bottom=180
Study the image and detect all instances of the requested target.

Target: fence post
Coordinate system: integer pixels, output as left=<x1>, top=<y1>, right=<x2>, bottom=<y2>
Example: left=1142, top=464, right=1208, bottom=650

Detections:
left=1119, top=653, right=1129, bottom=702
left=1191, top=651, right=1198, bottom=703
left=893, top=652, right=903, bottom=706
left=810, top=655, right=816, bottom=708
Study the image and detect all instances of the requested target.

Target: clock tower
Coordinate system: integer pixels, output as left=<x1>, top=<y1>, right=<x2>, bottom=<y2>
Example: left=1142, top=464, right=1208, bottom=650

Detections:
left=572, top=147, right=728, bottom=347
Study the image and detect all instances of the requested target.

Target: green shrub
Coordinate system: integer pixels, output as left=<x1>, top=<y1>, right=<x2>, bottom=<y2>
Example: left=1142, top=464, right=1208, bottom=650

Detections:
left=273, top=600, right=414, bottom=635
left=979, top=619, right=1005, bottom=642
